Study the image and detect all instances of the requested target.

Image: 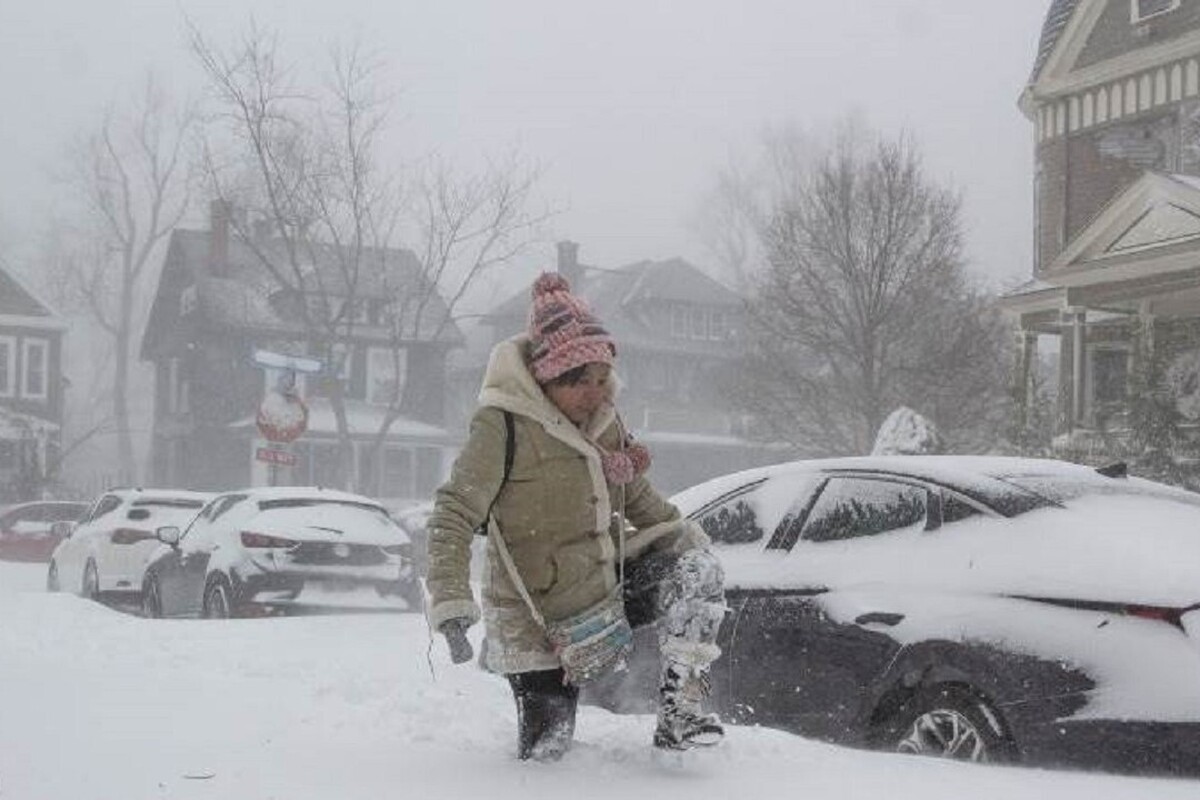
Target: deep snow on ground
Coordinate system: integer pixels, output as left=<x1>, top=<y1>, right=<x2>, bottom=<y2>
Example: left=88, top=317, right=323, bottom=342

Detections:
left=1, top=561, right=1198, bottom=800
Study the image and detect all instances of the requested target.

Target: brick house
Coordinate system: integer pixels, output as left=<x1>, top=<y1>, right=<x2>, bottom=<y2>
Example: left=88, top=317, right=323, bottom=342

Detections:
left=1003, top=0, right=1200, bottom=453
left=141, top=202, right=463, bottom=500
left=0, top=266, right=67, bottom=501
left=467, top=242, right=781, bottom=493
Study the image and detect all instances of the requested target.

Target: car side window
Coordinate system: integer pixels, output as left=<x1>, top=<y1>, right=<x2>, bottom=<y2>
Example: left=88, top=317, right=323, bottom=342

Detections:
left=941, top=494, right=982, bottom=525
left=88, top=495, right=123, bottom=523
left=695, top=488, right=767, bottom=545
left=800, top=478, right=927, bottom=543
left=694, top=475, right=823, bottom=548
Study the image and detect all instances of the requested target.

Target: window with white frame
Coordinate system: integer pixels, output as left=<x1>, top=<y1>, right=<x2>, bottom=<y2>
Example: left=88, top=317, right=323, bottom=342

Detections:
left=1132, top=0, right=1180, bottom=23
left=22, top=339, right=47, bottom=400
left=671, top=306, right=689, bottom=338
left=367, top=347, right=406, bottom=406
left=0, top=337, right=14, bottom=398
left=167, top=358, right=188, bottom=414
left=710, top=311, right=729, bottom=341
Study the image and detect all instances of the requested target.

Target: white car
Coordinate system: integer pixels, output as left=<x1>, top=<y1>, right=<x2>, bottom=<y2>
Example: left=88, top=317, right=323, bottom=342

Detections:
left=141, top=486, right=419, bottom=618
left=47, top=489, right=213, bottom=603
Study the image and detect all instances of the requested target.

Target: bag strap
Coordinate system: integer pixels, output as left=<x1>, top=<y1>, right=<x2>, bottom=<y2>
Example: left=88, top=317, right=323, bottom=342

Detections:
left=490, top=516, right=548, bottom=629
left=490, top=413, right=631, bottom=632
left=477, top=410, right=514, bottom=537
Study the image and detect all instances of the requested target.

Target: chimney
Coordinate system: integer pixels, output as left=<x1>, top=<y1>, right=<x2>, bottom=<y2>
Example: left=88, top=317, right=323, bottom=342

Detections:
left=209, top=199, right=231, bottom=277
left=556, top=240, right=583, bottom=289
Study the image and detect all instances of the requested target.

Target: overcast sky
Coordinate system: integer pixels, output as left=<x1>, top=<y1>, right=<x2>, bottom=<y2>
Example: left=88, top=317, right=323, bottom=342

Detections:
left=0, top=0, right=1051, bottom=294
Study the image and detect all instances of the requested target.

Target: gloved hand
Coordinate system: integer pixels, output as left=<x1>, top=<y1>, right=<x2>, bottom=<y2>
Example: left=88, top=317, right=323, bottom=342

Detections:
left=439, top=618, right=474, bottom=664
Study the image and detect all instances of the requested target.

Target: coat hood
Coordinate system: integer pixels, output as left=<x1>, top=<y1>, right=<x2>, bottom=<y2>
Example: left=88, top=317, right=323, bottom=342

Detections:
left=477, top=335, right=616, bottom=439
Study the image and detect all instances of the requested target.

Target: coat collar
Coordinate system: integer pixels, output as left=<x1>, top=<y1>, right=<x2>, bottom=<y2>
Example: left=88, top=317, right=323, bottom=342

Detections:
left=477, top=335, right=616, bottom=532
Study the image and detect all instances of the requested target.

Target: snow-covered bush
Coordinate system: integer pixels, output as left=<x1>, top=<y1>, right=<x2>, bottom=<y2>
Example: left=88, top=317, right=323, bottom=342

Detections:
left=871, top=407, right=943, bottom=456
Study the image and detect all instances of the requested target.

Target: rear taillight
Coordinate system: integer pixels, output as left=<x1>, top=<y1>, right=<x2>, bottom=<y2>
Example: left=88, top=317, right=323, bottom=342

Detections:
left=240, top=531, right=299, bottom=549
left=1125, top=604, right=1184, bottom=629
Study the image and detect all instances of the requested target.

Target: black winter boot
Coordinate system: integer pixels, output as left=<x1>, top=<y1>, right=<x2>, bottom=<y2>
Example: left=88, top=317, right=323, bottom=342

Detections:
left=508, top=669, right=579, bottom=761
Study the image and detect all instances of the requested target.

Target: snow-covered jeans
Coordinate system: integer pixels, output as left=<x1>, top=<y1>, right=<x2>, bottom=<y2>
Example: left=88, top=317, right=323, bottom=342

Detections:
left=506, top=547, right=726, bottom=760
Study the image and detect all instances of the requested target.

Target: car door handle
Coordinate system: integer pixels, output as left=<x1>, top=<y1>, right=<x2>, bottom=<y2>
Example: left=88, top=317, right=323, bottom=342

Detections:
left=855, top=612, right=905, bottom=627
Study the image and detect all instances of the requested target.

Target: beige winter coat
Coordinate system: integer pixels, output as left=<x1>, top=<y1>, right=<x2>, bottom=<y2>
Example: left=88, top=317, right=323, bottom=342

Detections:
left=425, top=335, right=709, bottom=673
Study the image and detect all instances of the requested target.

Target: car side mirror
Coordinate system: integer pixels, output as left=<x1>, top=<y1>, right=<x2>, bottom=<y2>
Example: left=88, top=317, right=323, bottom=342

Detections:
left=50, top=521, right=75, bottom=539
left=156, top=526, right=181, bottom=547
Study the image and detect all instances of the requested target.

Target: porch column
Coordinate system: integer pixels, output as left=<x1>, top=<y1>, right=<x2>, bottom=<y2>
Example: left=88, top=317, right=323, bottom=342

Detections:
left=1012, top=328, right=1039, bottom=433
left=1068, top=308, right=1087, bottom=429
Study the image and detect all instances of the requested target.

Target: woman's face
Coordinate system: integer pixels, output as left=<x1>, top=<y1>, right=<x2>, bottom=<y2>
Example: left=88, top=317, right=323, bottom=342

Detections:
left=545, top=363, right=613, bottom=426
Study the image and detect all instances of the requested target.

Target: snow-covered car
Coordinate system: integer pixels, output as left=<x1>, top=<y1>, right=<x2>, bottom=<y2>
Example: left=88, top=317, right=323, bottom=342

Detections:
left=141, top=487, right=419, bottom=618
left=46, top=489, right=212, bottom=602
left=0, top=500, right=89, bottom=562
left=586, top=456, right=1200, bottom=775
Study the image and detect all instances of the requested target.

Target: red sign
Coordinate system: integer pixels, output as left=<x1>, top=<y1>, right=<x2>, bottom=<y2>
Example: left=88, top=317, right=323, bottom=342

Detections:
left=256, top=447, right=298, bottom=467
left=256, top=391, right=309, bottom=443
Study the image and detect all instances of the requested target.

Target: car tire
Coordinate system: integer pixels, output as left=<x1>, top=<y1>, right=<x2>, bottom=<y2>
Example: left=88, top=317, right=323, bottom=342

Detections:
left=81, top=559, right=100, bottom=603
left=142, top=578, right=163, bottom=619
left=46, top=561, right=60, bottom=593
left=202, top=576, right=234, bottom=619
left=878, top=684, right=1015, bottom=764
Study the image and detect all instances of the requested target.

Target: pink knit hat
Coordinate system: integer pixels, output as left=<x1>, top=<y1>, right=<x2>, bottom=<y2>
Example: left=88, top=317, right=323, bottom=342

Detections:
left=527, top=272, right=616, bottom=384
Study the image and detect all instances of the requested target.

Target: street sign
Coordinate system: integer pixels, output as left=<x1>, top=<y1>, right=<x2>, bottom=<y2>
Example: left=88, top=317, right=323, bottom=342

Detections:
left=253, top=350, right=323, bottom=374
left=256, top=391, right=309, bottom=443
left=256, top=447, right=298, bottom=467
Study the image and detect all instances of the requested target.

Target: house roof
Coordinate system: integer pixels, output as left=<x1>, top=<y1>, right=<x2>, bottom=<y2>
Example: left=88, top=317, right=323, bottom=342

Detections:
left=485, top=258, right=743, bottom=354
left=142, top=228, right=463, bottom=359
left=0, top=267, right=64, bottom=329
left=1030, top=0, right=1082, bottom=83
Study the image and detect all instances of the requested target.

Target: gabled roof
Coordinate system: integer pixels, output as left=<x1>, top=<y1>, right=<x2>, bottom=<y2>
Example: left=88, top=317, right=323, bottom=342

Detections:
left=1030, top=0, right=1082, bottom=84
left=484, top=257, right=742, bottom=353
left=1041, top=171, right=1200, bottom=283
left=1024, top=0, right=1200, bottom=106
left=0, top=266, right=65, bottom=330
left=142, top=228, right=463, bottom=359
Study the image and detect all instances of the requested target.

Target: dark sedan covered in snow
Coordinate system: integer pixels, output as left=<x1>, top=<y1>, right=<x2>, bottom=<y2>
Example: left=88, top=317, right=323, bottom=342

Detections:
left=587, top=456, right=1200, bottom=775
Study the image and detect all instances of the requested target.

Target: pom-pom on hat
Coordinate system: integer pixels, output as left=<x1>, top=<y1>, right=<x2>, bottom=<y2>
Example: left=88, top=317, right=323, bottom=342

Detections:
left=527, top=272, right=616, bottom=384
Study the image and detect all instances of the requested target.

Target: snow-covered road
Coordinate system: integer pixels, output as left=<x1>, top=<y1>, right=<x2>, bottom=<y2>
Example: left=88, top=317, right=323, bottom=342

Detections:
left=1, top=560, right=1197, bottom=800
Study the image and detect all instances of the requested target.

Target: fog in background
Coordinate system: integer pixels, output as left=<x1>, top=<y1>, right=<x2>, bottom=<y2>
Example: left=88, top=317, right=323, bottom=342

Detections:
left=0, top=1, right=1053, bottom=489
left=1, top=0, right=1048, bottom=293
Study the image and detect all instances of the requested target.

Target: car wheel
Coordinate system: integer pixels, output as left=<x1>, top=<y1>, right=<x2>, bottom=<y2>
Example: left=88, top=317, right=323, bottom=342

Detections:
left=142, top=578, right=163, bottom=618
left=202, top=576, right=234, bottom=619
left=881, top=684, right=1014, bottom=763
left=81, top=560, right=100, bottom=602
left=46, top=561, right=60, bottom=593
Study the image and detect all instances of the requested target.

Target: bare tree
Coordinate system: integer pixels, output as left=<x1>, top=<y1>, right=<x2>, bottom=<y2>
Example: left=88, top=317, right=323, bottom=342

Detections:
left=734, top=124, right=1009, bottom=456
left=56, top=75, right=194, bottom=484
left=190, top=23, right=546, bottom=491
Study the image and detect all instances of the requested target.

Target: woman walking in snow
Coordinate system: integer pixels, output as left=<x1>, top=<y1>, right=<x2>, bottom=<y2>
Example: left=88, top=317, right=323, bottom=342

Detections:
left=425, top=272, right=727, bottom=761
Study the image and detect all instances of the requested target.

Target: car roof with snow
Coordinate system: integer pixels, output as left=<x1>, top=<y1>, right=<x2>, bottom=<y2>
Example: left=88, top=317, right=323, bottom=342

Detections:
left=107, top=488, right=214, bottom=504
left=671, top=455, right=1200, bottom=517
left=211, top=486, right=387, bottom=507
